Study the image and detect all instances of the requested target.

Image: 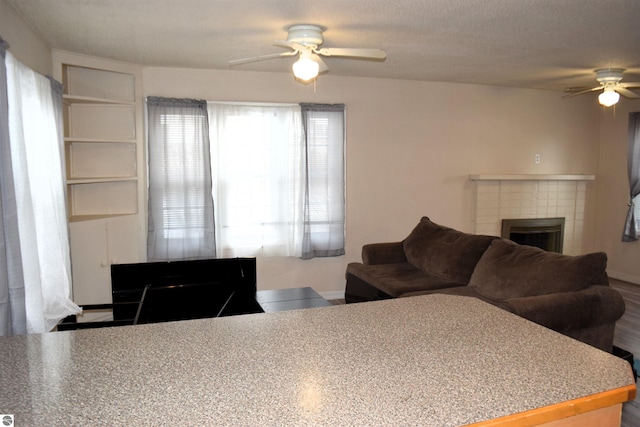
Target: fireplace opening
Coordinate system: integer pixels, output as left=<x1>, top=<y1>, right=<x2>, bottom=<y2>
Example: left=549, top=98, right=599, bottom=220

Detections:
left=501, top=217, right=565, bottom=253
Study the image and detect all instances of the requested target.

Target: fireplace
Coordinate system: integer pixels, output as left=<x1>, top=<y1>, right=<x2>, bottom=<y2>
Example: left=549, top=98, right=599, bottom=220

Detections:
left=501, top=217, right=565, bottom=253
left=471, top=175, right=593, bottom=255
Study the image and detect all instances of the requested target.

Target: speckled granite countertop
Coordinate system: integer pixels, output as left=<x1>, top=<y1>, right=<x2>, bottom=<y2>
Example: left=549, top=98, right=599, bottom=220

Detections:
left=0, top=294, right=635, bottom=426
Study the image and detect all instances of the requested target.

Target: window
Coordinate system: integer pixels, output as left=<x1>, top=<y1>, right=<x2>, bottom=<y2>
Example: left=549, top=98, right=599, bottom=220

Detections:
left=147, top=98, right=216, bottom=260
left=208, top=102, right=345, bottom=259
left=300, top=104, right=346, bottom=259
left=147, top=99, right=345, bottom=260
left=159, top=113, right=208, bottom=239
left=208, top=103, right=304, bottom=257
left=623, top=112, right=640, bottom=241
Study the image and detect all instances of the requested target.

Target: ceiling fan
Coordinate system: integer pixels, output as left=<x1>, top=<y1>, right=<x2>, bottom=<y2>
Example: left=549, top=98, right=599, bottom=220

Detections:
left=229, top=24, right=386, bottom=82
left=563, top=68, right=640, bottom=107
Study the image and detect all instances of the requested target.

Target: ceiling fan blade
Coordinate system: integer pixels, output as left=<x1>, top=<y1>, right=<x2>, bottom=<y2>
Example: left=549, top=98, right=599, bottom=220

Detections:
left=229, top=51, right=296, bottom=66
left=311, top=54, right=329, bottom=73
left=316, top=47, right=387, bottom=60
left=561, top=86, right=602, bottom=98
left=273, top=40, right=305, bottom=51
left=616, top=87, right=640, bottom=99
left=619, top=82, right=640, bottom=89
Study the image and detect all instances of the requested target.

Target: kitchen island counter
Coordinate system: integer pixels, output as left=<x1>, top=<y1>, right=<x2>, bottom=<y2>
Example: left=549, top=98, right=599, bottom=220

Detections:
left=0, top=295, right=635, bottom=426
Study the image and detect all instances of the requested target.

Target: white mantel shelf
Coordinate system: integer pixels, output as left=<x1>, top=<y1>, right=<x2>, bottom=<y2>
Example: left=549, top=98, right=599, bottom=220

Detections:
left=469, top=174, right=595, bottom=181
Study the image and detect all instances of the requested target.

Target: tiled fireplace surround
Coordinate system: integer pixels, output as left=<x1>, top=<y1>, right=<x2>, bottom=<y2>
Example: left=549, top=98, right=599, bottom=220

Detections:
left=471, top=175, right=595, bottom=256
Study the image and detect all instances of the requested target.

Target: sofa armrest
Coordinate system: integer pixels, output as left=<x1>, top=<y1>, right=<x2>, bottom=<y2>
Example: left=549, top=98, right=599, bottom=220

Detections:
left=505, top=286, right=625, bottom=332
left=362, top=242, right=407, bottom=265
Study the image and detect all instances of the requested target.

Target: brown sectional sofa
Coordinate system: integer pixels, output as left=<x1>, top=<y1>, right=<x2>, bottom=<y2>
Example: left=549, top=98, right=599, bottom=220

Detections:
left=345, top=217, right=626, bottom=351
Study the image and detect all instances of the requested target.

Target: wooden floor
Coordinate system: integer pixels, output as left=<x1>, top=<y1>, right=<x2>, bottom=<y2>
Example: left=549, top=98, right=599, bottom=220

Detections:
left=610, top=278, right=640, bottom=427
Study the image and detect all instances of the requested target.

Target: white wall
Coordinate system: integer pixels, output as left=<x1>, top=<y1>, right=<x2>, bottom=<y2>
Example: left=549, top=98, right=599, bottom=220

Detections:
left=2, top=0, right=636, bottom=298
left=144, top=67, right=601, bottom=295
left=0, top=0, right=51, bottom=75
left=594, top=99, right=640, bottom=283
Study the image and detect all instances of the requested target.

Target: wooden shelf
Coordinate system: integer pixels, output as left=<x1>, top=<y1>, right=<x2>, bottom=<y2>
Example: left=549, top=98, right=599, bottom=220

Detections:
left=66, top=141, right=137, bottom=180
left=66, top=103, right=135, bottom=141
left=63, top=65, right=135, bottom=104
left=67, top=180, right=138, bottom=218
left=64, top=137, right=136, bottom=144
left=68, top=213, right=138, bottom=223
left=63, top=94, right=134, bottom=106
left=67, top=177, right=137, bottom=185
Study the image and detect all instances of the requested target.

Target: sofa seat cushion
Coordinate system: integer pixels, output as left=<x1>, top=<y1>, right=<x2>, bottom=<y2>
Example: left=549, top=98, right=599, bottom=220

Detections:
left=469, top=239, right=609, bottom=301
left=346, top=262, right=465, bottom=297
left=505, top=286, right=625, bottom=332
left=402, top=217, right=496, bottom=284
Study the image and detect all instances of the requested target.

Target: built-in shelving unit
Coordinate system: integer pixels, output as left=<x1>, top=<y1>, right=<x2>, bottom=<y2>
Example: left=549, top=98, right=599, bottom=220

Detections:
left=53, top=51, right=145, bottom=311
left=62, top=64, right=138, bottom=222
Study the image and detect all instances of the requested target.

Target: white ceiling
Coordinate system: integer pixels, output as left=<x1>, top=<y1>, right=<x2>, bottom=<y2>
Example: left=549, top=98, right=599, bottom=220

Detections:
left=6, top=0, right=640, bottom=92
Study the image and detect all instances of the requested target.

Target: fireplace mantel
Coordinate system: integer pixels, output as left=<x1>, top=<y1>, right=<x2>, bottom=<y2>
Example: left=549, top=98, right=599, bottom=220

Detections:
left=469, top=174, right=595, bottom=181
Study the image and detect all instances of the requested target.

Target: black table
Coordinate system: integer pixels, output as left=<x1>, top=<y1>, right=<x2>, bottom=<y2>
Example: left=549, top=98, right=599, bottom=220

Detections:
left=58, top=286, right=330, bottom=330
left=256, top=287, right=331, bottom=312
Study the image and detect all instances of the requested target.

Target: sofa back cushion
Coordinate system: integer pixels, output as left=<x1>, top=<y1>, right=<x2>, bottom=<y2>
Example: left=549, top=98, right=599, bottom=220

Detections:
left=402, top=217, right=496, bottom=283
left=469, top=239, right=608, bottom=301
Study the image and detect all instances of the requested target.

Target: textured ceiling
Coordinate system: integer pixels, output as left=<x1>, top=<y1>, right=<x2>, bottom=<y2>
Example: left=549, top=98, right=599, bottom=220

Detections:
left=5, top=0, right=640, bottom=92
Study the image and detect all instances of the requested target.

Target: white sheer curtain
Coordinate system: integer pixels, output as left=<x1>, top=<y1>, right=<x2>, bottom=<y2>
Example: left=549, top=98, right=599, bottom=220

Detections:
left=207, top=102, right=305, bottom=257
left=3, top=50, right=80, bottom=334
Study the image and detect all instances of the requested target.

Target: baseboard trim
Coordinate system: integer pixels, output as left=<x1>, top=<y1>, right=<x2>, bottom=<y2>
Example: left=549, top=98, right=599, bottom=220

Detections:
left=607, top=270, right=640, bottom=286
left=319, top=290, right=345, bottom=301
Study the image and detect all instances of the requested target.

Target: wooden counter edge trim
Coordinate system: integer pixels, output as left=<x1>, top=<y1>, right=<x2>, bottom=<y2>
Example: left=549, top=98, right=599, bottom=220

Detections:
left=464, top=383, right=637, bottom=427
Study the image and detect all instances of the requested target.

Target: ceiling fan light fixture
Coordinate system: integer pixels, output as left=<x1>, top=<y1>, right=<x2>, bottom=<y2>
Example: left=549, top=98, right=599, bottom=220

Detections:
left=598, top=88, right=620, bottom=107
left=292, top=56, right=319, bottom=81
left=287, top=24, right=324, bottom=47
left=230, top=24, right=387, bottom=82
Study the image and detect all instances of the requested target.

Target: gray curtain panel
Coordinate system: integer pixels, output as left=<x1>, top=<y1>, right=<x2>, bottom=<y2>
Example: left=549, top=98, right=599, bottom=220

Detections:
left=623, top=112, right=640, bottom=241
left=47, top=75, right=67, bottom=196
left=299, top=103, right=346, bottom=259
left=146, top=97, right=217, bottom=261
left=0, top=37, right=27, bottom=336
